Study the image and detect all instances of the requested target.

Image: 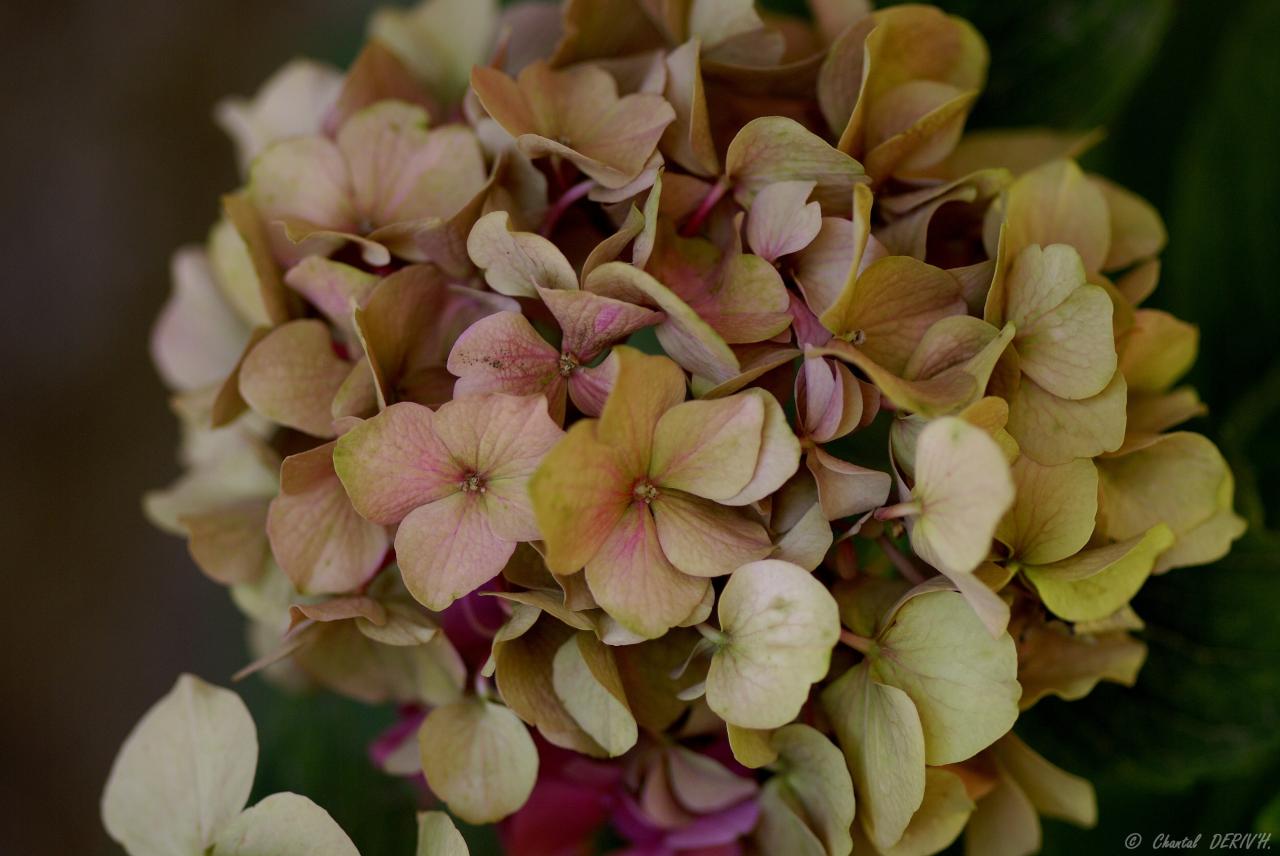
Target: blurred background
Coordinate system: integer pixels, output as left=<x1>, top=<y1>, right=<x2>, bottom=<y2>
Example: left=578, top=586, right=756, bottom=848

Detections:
left=1, top=1, right=1277, bottom=854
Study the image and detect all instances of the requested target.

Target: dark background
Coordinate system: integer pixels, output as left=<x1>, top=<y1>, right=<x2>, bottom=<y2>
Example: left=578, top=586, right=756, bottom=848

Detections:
left=2, top=1, right=1277, bottom=854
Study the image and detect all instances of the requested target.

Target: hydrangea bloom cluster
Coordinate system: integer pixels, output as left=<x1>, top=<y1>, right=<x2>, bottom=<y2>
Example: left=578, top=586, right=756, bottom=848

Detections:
left=106, top=1, right=1245, bottom=854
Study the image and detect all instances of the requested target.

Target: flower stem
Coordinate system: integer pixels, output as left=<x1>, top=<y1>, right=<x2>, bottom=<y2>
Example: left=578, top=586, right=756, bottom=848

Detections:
left=874, top=501, right=921, bottom=522
left=877, top=535, right=925, bottom=584
left=680, top=177, right=731, bottom=237
left=540, top=178, right=595, bottom=237
left=840, top=629, right=874, bottom=654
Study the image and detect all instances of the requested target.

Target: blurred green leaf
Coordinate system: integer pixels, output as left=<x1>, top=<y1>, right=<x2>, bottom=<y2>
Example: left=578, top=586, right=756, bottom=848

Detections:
left=881, top=0, right=1172, bottom=129
left=1158, top=0, right=1280, bottom=411
left=1257, top=789, right=1280, bottom=836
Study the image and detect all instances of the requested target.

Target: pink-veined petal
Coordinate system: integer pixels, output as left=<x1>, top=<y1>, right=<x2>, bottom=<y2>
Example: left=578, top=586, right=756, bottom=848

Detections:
left=333, top=401, right=461, bottom=525
left=396, top=492, right=516, bottom=610
left=431, top=393, right=564, bottom=479
left=584, top=503, right=711, bottom=639
left=652, top=492, right=773, bottom=577
left=539, top=287, right=663, bottom=362
left=446, top=311, right=561, bottom=399
left=267, top=442, right=390, bottom=594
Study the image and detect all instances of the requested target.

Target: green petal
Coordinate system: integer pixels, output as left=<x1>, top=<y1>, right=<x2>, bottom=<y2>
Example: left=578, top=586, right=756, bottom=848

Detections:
left=418, top=698, right=538, bottom=824
left=996, top=456, right=1098, bottom=565
left=414, top=811, right=469, bottom=856
left=551, top=633, right=638, bottom=757
left=870, top=590, right=1020, bottom=764
left=102, top=675, right=256, bottom=856
left=765, top=724, right=856, bottom=856
left=726, top=116, right=869, bottom=216
left=909, top=417, right=1015, bottom=575
left=822, top=662, right=926, bottom=850
left=1024, top=524, right=1174, bottom=622
left=707, top=560, right=840, bottom=728
left=212, top=793, right=359, bottom=856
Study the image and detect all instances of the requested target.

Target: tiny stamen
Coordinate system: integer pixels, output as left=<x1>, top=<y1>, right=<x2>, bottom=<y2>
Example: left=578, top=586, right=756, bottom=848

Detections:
left=461, top=472, right=487, bottom=494
left=558, top=352, right=579, bottom=376
left=633, top=481, right=659, bottom=504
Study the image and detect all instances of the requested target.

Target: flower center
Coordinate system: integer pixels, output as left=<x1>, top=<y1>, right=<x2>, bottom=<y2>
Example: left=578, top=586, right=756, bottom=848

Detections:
left=460, top=472, right=487, bottom=494
left=558, top=352, right=579, bottom=377
left=632, top=480, right=659, bottom=504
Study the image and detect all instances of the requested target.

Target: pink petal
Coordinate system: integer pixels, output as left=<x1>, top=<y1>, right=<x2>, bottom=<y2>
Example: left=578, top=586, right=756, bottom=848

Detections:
left=248, top=135, right=355, bottom=232
left=336, top=101, right=487, bottom=227
left=539, top=287, right=663, bottom=362
left=567, top=354, right=619, bottom=417
left=432, top=393, right=564, bottom=479
left=446, top=311, right=563, bottom=408
left=238, top=319, right=352, bottom=437
left=807, top=448, right=893, bottom=521
left=584, top=504, right=710, bottom=639
left=332, top=401, right=460, bottom=525
left=282, top=257, right=378, bottom=336
left=267, top=442, right=391, bottom=594
left=152, top=247, right=251, bottom=391
left=666, top=799, right=759, bottom=849
left=396, top=491, right=517, bottom=610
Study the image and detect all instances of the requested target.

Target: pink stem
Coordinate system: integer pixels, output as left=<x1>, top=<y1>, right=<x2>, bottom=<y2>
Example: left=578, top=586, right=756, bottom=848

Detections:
left=680, top=177, right=730, bottom=237
left=840, top=629, right=874, bottom=654
left=540, top=178, right=595, bottom=237
left=874, top=501, right=920, bottom=522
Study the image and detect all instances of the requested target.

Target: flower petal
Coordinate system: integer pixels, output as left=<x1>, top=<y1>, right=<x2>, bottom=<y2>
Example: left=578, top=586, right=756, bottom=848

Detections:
left=446, top=311, right=561, bottom=404
left=652, top=492, right=772, bottom=577
left=397, top=492, right=516, bottom=610
left=333, top=401, right=459, bottom=525
left=722, top=388, right=804, bottom=506
left=239, top=320, right=351, bottom=437
left=823, top=256, right=966, bottom=375
left=807, top=448, right=892, bottom=521
left=539, top=286, right=662, bottom=361
left=746, top=180, right=822, bottom=262
left=529, top=420, right=632, bottom=575
left=337, top=100, right=487, bottom=227
left=649, top=394, right=764, bottom=500
left=267, top=441, right=390, bottom=594
left=584, top=503, right=710, bottom=639
left=910, top=417, right=1015, bottom=576
left=249, top=135, right=355, bottom=233
left=708, top=560, right=840, bottom=729
left=726, top=116, right=868, bottom=215
left=467, top=210, right=578, bottom=296
left=995, top=456, right=1098, bottom=565
left=102, top=675, right=257, bottom=856
left=212, top=793, right=359, bottom=856
left=1006, top=370, right=1127, bottom=466
left=152, top=247, right=252, bottom=392
left=431, top=393, right=563, bottom=479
